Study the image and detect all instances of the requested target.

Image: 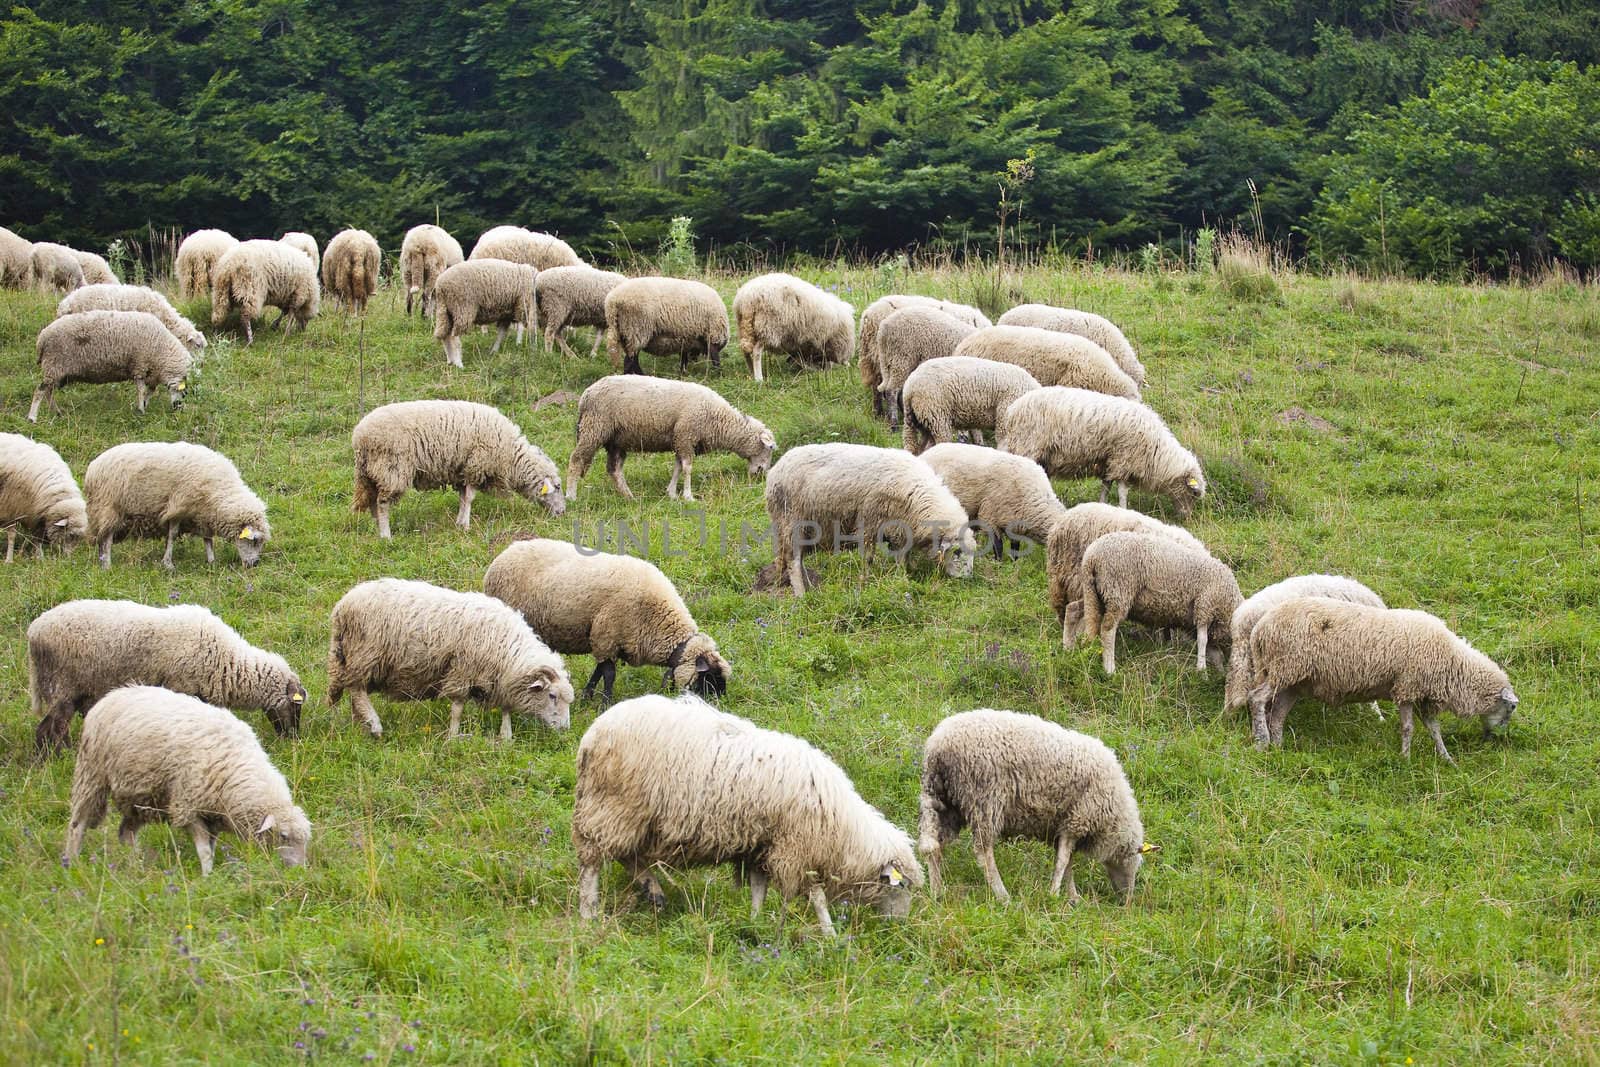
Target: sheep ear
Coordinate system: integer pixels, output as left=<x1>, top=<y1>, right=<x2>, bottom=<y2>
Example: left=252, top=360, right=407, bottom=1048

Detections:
left=258, top=814, right=276, bottom=834
left=54, top=518, right=70, bottom=527
left=528, top=677, right=548, bottom=692
left=538, top=480, right=553, bottom=496
left=238, top=526, right=255, bottom=540
left=880, top=863, right=905, bottom=886
left=1185, top=476, right=1201, bottom=491
left=1138, top=842, right=1161, bottom=855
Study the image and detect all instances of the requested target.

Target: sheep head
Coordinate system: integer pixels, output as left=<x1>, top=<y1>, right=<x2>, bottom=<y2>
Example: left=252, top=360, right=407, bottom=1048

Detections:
left=259, top=808, right=312, bottom=868
left=510, top=664, right=573, bottom=729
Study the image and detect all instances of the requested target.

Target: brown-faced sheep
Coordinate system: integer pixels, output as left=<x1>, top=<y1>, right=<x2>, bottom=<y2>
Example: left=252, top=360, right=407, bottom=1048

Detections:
left=998, top=304, right=1146, bottom=386
left=0, top=433, right=88, bottom=561
left=175, top=229, right=238, bottom=299
left=469, top=225, right=582, bottom=270
left=30, top=309, right=193, bottom=422
left=859, top=295, right=991, bottom=416
left=901, top=356, right=1039, bottom=453
left=431, top=259, right=538, bottom=368
left=321, top=228, right=381, bottom=313
left=875, top=307, right=979, bottom=427
left=211, top=239, right=319, bottom=343
left=1223, top=576, right=1385, bottom=715
left=953, top=325, right=1139, bottom=399
left=535, top=265, right=627, bottom=358
left=57, top=283, right=207, bottom=355
left=732, top=272, right=854, bottom=382
left=604, top=276, right=729, bottom=376
left=919, top=443, right=1062, bottom=560
left=399, top=224, right=464, bottom=317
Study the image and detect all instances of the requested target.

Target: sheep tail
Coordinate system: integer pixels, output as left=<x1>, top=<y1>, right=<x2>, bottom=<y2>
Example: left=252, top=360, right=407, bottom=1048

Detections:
left=352, top=473, right=376, bottom=514
left=1080, top=565, right=1105, bottom=645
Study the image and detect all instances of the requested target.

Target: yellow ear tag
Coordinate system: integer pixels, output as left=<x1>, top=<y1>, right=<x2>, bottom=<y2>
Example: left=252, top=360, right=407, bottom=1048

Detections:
left=176, top=381, right=187, bottom=392
left=887, top=866, right=904, bottom=887
left=239, top=526, right=255, bottom=540
left=1185, top=477, right=1200, bottom=490
left=1139, top=842, right=1158, bottom=854
left=291, top=693, right=305, bottom=705
left=539, top=483, right=552, bottom=496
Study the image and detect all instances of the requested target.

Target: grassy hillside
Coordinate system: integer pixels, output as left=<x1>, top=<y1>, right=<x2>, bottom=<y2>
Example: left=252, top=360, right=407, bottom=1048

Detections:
left=1, top=262, right=1596, bottom=1064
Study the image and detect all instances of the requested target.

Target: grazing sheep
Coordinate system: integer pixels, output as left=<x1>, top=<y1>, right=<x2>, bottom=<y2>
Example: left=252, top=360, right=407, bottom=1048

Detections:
left=998, top=387, right=1205, bottom=515
left=175, top=229, right=238, bottom=299
left=535, top=265, right=626, bottom=357
left=1046, top=503, right=1206, bottom=634
left=321, top=228, right=381, bottom=313
left=0, top=433, right=88, bottom=561
left=327, top=578, right=573, bottom=739
left=469, top=225, right=582, bottom=270
left=351, top=400, right=563, bottom=538
left=732, top=272, right=854, bottom=382
left=998, top=304, right=1146, bottom=387
left=483, top=537, right=731, bottom=704
left=75, top=250, right=118, bottom=285
left=875, top=307, right=979, bottom=427
left=399, top=224, right=463, bottom=317
left=566, top=376, right=775, bottom=502
left=30, top=309, right=193, bottom=422
left=764, top=443, right=976, bottom=596
left=901, top=356, right=1039, bottom=453
left=953, top=325, right=1140, bottom=399
left=1223, top=576, right=1385, bottom=715
left=0, top=225, right=33, bottom=288
left=83, top=442, right=269, bottom=569
left=211, top=239, right=319, bottom=343
left=57, top=283, right=207, bottom=354
left=604, top=276, right=729, bottom=375
left=431, top=259, right=538, bottom=368
left=573, top=692, right=922, bottom=935
left=1076, top=531, right=1242, bottom=674
left=280, top=231, right=320, bottom=272
left=29, top=600, right=307, bottom=753
left=1246, top=599, right=1518, bottom=763
left=919, top=709, right=1154, bottom=904
left=63, top=686, right=311, bottom=876
left=859, top=295, right=991, bottom=416
left=30, top=242, right=85, bottom=293
left=919, top=443, right=1062, bottom=559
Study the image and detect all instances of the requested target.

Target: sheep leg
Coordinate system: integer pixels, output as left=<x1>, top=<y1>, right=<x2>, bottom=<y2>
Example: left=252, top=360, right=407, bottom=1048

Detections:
left=161, top=522, right=181, bottom=570
left=1398, top=701, right=1415, bottom=758
left=4, top=528, right=13, bottom=562
left=1118, top=482, right=1130, bottom=508
left=447, top=699, right=465, bottom=739
left=632, top=865, right=667, bottom=911
left=972, top=429, right=986, bottom=446
left=1421, top=709, right=1456, bottom=765
left=749, top=868, right=768, bottom=919
left=136, top=380, right=149, bottom=413
left=788, top=551, right=807, bottom=597
left=807, top=884, right=836, bottom=937
left=27, top=385, right=49, bottom=423
left=515, top=321, right=526, bottom=347
left=190, top=823, right=215, bottom=877
left=63, top=821, right=87, bottom=865
left=680, top=458, right=694, bottom=502
left=666, top=457, right=681, bottom=499
left=98, top=534, right=113, bottom=569
left=973, top=837, right=1011, bottom=904
left=555, top=331, right=580, bottom=360
left=578, top=862, right=602, bottom=920
left=605, top=449, right=633, bottom=500
left=1100, top=617, right=1120, bottom=675
left=1266, top=692, right=1296, bottom=747
left=1195, top=624, right=1209, bottom=671
left=1050, top=835, right=1080, bottom=903
left=445, top=336, right=464, bottom=368
left=204, top=537, right=215, bottom=564
left=350, top=687, right=383, bottom=737
left=498, top=710, right=513, bottom=742
left=34, top=540, right=44, bottom=560
left=581, top=660, right=616, bottom=704
left=924, top=845, right=943, bottom=897
left=746, top=344, right=764, bottom=383
left=1099, top=480, right=1111, bottom=504
left=376, top=500, right=392, bottom=540
left=586, top=330, right=603, bottom=360
left=490, top=325, right=508, bottom=356
left=243, top=317, right=254, bottom=345
left=118, top=812, right=145, bottom=848
left=456, top=484, right=476, bottom=530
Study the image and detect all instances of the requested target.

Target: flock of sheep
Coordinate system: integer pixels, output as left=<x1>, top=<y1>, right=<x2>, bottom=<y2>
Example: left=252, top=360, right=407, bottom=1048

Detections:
left=0, top=219, right=1519, bottom=936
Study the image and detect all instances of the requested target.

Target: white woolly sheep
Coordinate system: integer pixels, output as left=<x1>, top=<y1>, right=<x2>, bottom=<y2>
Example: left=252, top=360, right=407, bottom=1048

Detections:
left=280, top=231, right=319, bottom=272
left=953, top=325, right=1139, bottom=400
left=0, top=225, right=33, bottom=289
left=30, top=242, right=85, bottom=293
left=919, top=443, right=1062, bottom=560
left=732, top=272, right=854, bottom=382
left=83, top=441, right=269, bottom=569
left=0, top=432, right=88, bottom=561
left=604, top=276, right=729, bottom=375
left=1045, top=502, right=1206, bottom=635
left=535, top=265, right=626, bottom=357
left=175, top=229, right=238, bottom=299
left=431, top=258, right=538, bottom=368
left=75, top=250, right=118, bottom=285
left=211, top=239, right=319, bottom=343
left=567, top=376, right=775, bottom=502
left=1246, top=598, right=1518, bottom=764
left=998, top=304, right=1146, bottom=387
left=901, top=356, right=1040, bottom=454
left=352, top=399, right=564, bottom=538
left=764, top=443, right=976, bottom=596
left=859, top=295, right=991, bottom=416
left=875, top=306, right=979, bottom=427
left=327, top=578, right=574, bottom=739
left=30, top=309, right=193, bottom=423
left=321, top=228, right=381, bottom=313
left=63, top=686, right=311, bottom=876
left=399, top=224, right=463, bottom=317
left=484, top=537, right=731, bottom=704
left=1223, top=575, right=1385, bottom=715
left=574, top=692, right=922, bottom=935
left=919, top=708, right=1154, bottom=904
left=998, top=387, right=1205, bottom=515
left=57, top=283, right=207, bottom=354
left=1076, top=530, right=1242, bottom=673
left=469, top=225, right=582, bottom=270
left=29, top=599, right=307, bottom=753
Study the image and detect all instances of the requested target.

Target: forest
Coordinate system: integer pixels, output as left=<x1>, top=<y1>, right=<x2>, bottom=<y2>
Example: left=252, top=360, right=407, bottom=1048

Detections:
left=2, top=0, right=1598, bottom=275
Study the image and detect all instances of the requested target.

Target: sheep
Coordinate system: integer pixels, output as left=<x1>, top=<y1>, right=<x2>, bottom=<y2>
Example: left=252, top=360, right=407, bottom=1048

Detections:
left=483, top=537, right=731, bottom=704
left=321, top=228, right=381, bottom=313
left=603, top=276, right=729, bottom=376
left=30, top=242, right=85, bottom=293
left=469, top=225, right=583, bottom=270
left=918, top=443, right=1062, bottom=560
left=57, top=283, right=207, bottom=354
left=859, top=295, right=991, bottom=416
left=535, top=264, right=626, bottom=357
left=732, top=272, right=854, bottom=382
left=573, top=692, right=922, bottom=936
left=0, top=225, right=33, bottom=288
left=875, top=307, right=979, bottom=427
left=75, top=250, right=118, bottom=285
left=1246, top=598, right=1518, bottom=764
left=1223, top=576, right=1386, bottom=715
left=29, top=600, right=308, bottom=753
left=29, top=309, right=193, bottom=423
left=175, top=229, right=238, bottom=299
left=210, top=239, right=319, bottom=343
left=998, top=304, right=1146, bottom=387
left=0, top=433, right=88, bottom=561
left=326, top=578, right=573, bottom=739
left=1045, top=503, right=1206, bottom=637
left=919, top=709, right=1154, bottom=904
left=901, top=356, right=1041, bottom=454
left=280, top=231, right=319, bottom=272
left=1075, top=531, right=1242, bottom=674
left=399, top=224, right=463, bottom=317
left=83, top=441, right=269, bottom=569
left=62, top=686, right=311, bottom=876
left=566, top=376, right=775, bottom=502
left=351, top=399, right=564, bottom=538
left=952, top=325, right=1140, bottom=400
left=998, top=387, right=1205, bottom=515
left=763, top=443, right=976, bottom=596
left=431, top=259, right=538, bottom=368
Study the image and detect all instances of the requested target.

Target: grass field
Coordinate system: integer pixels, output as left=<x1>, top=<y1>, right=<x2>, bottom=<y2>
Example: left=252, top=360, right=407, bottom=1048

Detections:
left=1, top=260, right=1597, bottom=1064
